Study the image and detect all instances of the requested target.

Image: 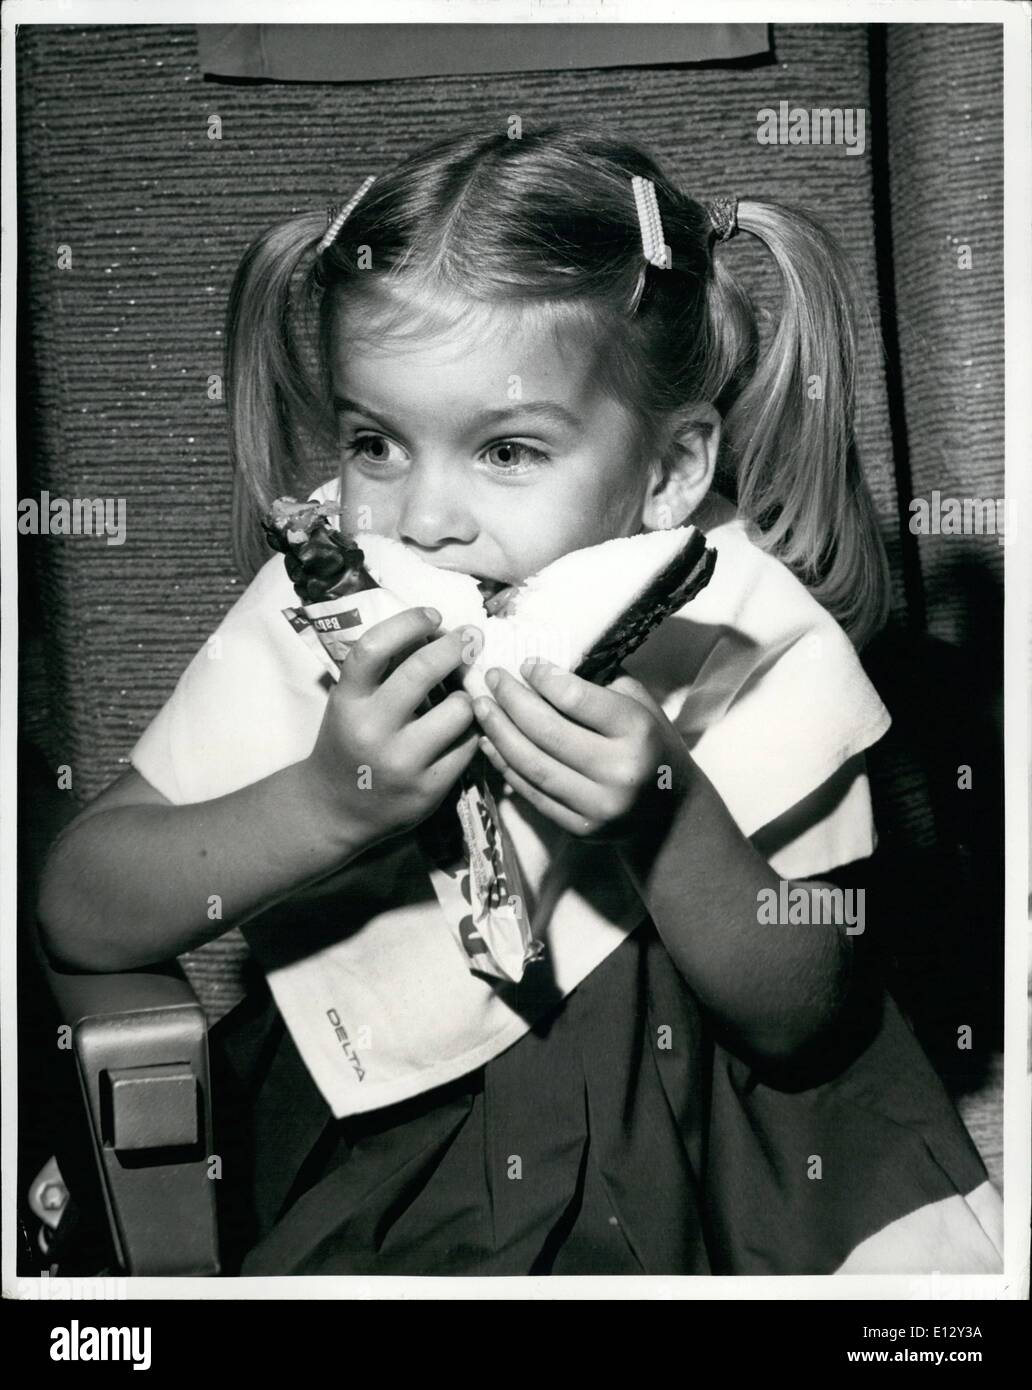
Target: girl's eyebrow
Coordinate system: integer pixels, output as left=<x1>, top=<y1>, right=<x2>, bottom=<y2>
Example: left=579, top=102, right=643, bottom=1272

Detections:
left=473, top=402, right=584, bottom=432
left=333, top=395, right=583, bottom=433
left=333, top=395, right=402, bottom=433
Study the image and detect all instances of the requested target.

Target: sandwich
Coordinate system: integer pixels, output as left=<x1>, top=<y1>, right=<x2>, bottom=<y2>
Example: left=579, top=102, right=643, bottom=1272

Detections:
left=263, top=497, right=716, bottom=696
left=263, top=497, right=716, bottom=985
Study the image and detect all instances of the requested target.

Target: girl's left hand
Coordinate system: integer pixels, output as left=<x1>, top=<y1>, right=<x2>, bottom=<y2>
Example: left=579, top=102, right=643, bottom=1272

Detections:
left=472, top=659, right=691, bottom=840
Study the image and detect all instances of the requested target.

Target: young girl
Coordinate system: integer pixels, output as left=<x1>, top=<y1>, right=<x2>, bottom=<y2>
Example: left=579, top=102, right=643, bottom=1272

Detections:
left=39, top=125, right=1002, bottom=1277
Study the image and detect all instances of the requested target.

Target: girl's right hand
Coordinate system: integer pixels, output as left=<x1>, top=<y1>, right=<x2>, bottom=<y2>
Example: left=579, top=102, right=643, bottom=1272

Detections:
left=305, top=607, right=479, bottom=846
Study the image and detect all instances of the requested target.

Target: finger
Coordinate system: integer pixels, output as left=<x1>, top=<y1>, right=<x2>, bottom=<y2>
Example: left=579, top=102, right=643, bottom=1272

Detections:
left=403, top=689, right=475, bottom=765
left=423, top=728, right=480, bottom=798
left=472, top=694, right=599, bottom=817
left=523, top=659, right=644, bottom=737
left=478, top=735, right=595, bottom=837
left=607, top=671, right=667, bottom=721
left=381, top=625, right=482, bottom=717
left=485, top=667, right=603, bottom=772
left=341, top=606, right=442, bottom=694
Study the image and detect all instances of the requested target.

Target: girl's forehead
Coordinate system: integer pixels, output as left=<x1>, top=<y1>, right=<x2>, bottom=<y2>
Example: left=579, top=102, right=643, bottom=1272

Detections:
left=331, top=288, right=608, bottom=409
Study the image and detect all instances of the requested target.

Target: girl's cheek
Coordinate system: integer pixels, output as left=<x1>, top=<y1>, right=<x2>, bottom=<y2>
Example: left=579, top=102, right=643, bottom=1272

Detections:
left=338, top=476, right=399, bottom=537
left=493, top=524, right=592, bottom=582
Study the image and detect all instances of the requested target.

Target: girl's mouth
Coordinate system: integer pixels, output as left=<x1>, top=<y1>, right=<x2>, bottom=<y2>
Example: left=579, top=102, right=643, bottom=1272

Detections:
left=476, top=576, right=519, bottom=617
left=474, top=575, right=507, bottom=603
left=423, top=563, right=516, bottom=615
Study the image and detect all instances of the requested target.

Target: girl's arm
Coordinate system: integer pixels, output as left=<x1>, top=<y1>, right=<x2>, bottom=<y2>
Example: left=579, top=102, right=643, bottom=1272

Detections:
left=616, top=757, right=852, bottom=1064
left=472, top=660, right=853, bottom=1066
left=38, top=762, right=370, bottom=972
left=38, top=608, right=478, bottom=972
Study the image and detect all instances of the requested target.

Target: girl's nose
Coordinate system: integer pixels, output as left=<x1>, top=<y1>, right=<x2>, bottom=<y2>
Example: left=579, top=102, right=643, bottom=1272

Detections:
left=395, top=463, right=478, bottom=550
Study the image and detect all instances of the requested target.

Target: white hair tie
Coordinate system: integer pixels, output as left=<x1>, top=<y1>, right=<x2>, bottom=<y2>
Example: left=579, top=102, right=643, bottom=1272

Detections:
left=317, top=175, right=377, bottom=255
left=631, top=175, right=672, bottom=270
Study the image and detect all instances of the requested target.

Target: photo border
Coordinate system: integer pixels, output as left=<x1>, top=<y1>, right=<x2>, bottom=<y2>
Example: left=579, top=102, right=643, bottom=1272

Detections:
left=2, top=0, right=1028, bottom=1304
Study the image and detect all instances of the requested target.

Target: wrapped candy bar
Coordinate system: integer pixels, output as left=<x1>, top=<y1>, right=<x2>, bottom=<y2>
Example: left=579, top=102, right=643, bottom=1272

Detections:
left=263, top=498, right=407, bottom=668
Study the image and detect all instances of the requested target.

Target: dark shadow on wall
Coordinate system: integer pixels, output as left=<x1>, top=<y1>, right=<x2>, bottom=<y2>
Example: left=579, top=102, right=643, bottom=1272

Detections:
left=862, top=554, right=1004, bottom=1098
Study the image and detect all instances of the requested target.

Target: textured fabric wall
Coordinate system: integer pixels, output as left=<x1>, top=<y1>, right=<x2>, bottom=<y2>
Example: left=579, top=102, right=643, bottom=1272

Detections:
left=885, top=24, right=1005, bottom=646
left=875, top=24, right=1006, bottom=1188
left=15, top=22, right=933, bottom=1016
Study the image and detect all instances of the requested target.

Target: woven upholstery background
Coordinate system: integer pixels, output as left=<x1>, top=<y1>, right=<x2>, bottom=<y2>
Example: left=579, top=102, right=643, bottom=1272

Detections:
left=850, top=24, right=1004, bottom=923
left=885, top=24, right=1004, bottom=648
left=16, top=24, right=1003, bottom=1041
left=878, top=23, right=1006, bottom=1191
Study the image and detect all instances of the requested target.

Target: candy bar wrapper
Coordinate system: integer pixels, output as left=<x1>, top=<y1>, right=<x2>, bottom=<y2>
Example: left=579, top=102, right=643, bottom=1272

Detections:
left=298, top=590, right=411, bottom=666
left=421, top=774, right=543, bottom=984
left=281, top=606, right=349, bottom=677
left=281, top=593, right=541, bottom=984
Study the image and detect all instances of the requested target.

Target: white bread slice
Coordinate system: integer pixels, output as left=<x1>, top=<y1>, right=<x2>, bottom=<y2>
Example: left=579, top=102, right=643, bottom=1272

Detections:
left=358, top=528, right=715, bottom=701
left=355, top=534, right=485, bottom=633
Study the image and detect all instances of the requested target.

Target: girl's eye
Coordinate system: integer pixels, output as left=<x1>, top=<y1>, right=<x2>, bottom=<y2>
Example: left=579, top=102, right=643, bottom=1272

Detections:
left=343, top=433, right=402, bottom=468
left=483, top=440, right=547, bottom=473
left=342, top=433, right=546, bottom=475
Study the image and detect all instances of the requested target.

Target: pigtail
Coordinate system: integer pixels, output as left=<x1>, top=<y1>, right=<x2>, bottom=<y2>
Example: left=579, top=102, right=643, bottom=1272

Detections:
left=713, top=200, right=890, bottom=649
left=224, top=212, right=330, bottom=580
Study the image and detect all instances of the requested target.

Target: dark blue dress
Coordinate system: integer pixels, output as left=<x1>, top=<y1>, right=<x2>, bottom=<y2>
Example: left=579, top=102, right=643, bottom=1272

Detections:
left=210, top=921, right=995, bottom=1276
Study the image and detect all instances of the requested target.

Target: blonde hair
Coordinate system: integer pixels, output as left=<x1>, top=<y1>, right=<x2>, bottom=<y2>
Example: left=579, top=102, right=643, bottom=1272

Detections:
left=224, top=125, right=889, bottom=647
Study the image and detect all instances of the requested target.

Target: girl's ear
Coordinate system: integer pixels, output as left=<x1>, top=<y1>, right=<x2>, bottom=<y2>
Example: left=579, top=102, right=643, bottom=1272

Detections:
left=641, top=403, right=721, bottom=530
